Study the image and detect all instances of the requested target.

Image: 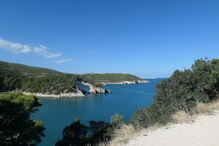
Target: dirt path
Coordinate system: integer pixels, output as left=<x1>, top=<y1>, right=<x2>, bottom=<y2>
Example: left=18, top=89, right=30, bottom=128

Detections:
left=122, top=111, right=219, bottom=146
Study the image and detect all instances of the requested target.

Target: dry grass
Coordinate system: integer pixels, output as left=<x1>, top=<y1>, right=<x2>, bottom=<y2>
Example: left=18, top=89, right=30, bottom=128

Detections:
left=109, top=124, right=136, bottom=146
left=208, top=99, right=219, bottom=110
left=97, top=141, right=108, bottom=146
left=195, top=100, right=219, bottom=114
left=173, top=100, right=219, bottom=124
left=172, top=111, right=193, bottom=123
left=106, top=100, right=219, bottom=146
left=195, top=103, right=211, bottom=114
left=108, top=124, right=161, bottom=146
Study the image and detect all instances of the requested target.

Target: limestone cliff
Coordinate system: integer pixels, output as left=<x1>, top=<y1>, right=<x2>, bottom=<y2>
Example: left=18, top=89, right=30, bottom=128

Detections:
left=82, top=82, right=111, bottom=94
left=100, top=80, right=150, bottom=85
left=23, top=89, right=85, bottom=98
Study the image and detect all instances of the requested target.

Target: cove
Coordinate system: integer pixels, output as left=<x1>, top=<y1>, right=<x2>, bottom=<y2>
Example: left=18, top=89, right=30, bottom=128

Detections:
left=31, top=78, right=164, bottom=145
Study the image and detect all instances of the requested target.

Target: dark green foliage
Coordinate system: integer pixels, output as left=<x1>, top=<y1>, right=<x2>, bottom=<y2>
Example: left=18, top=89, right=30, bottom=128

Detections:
left=88, top=120, right=111, bottom=144
left=110, top=113, right=123, bottom=129
left=20, top=74, right=78, bottom=94
left=0, top=93, right=45, bottom=146
left=58, top=58, right=218, bottom=145
left=0, top=61, right=80, bottom=94
left=56, top=113, right=124, bottom=146
left=0, top=61, right=142, bottom=94
left=56, top=118, right=110, bottom=146
left=130, top=58, right=219, bottom=128
left=56, top=118, right=88, bottom=146
left=81, top=73, right=143, bottom=85
left=191, top=58, right=219, bottom=100
left=0, top=61, right=62, bottom=76
left=0, top=75, right=4, bottom=91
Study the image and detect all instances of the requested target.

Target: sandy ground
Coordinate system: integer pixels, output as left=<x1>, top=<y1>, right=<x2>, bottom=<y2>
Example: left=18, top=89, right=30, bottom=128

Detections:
left=122, top=111, right=219, bottom=146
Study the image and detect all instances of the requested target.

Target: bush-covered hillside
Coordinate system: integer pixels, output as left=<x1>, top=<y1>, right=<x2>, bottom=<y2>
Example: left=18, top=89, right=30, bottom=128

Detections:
left=56, top=58, right=219, bottom=146
left=0, top=61, right=81, bottom=94
left=0, top=61, right=144, bottom=94
left=0, top=93, right=45, bottom=145
left=129, top=58, right=219, bottom=128
left=81, top=73, right=144, bottom=83
left=0, top=61, right=62, bottom=76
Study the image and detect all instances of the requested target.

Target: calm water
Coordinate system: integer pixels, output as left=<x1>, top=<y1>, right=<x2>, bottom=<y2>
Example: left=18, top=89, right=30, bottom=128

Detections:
left=32, top=78, right=164, bottom=146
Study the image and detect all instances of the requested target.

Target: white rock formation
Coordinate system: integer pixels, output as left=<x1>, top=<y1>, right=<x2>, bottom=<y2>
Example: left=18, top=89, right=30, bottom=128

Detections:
left=23, top=89, right=85, bottom=98
left=100, top=80, right=150, bottom=85
left=82, top=82, right=110, bottom=94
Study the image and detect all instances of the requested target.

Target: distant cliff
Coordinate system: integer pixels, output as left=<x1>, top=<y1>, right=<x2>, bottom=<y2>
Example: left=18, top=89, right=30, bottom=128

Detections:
left=82, top=82, right=111, bottom=94
left=100, top=80, right=149, bottom=85
left=81, top=73, right=149, bottom=85
left=0, top=61, right=149, bottom=97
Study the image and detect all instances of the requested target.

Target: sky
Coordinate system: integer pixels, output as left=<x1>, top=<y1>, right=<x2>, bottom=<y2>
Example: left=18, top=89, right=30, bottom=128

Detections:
left=0, top=0, right=218, bottom=78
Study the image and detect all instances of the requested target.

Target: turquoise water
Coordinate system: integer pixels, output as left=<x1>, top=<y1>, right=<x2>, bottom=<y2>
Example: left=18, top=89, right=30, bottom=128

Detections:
left=32, top=79, right=163, bottom=145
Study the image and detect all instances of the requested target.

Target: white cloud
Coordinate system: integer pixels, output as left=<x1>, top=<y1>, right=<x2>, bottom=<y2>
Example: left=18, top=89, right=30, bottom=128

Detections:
left=55, top=58, right=74, bottom=64
left=0, top=37, right=69, bottom=61
left=34, top=45, right=62, bottom=59
left=0, top=38, right=31, bottom=53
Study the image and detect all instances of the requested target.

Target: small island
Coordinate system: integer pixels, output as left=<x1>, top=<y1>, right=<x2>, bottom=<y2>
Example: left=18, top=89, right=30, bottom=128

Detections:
left=0, top=61, right=149, bottom=98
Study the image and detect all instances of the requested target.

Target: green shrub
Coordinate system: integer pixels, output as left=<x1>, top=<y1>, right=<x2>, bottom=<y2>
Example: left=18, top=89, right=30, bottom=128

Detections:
left=0, top=93, right=45, bottom=145
left=129, top=58, right=219, bottom=128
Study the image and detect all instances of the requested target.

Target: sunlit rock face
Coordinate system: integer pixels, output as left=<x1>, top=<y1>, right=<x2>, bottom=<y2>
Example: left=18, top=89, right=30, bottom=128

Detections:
left=82, top=82, right=111, bottom=94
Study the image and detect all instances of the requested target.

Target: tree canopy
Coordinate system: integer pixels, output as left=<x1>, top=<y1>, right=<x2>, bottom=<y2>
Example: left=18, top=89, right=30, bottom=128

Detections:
left=56, top=58, right=219, bottom=145
left=129, top=58, right=219, bottom=128
left=0, top=61, right=143, bottom=94
left=0, top=93, right=45, bottom=146
left=56, top=114, right=123, bottom=146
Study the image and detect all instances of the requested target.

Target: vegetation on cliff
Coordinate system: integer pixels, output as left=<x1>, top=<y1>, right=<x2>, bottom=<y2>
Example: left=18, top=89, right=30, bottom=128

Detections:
left=81, top=73, right=144, bottom=84
left=2, top=58, right=217, bottom=145
left=0, top=61, right=80, bottom=95
left=56, top=58, right=219, bottom=145
left=129, top=58, right=219, bottom=128
left=0, top=61, right=144, bottom=95
left=0, top=93, right=45, bottom=145
left=56, top=114, right=123, bottom=146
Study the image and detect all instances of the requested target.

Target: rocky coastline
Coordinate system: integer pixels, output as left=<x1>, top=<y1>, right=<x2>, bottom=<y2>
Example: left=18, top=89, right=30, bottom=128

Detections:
left=100, top=80, right=150, bottom=85
left=16, top=80, right=149, bottom=98
left=22, top=89, right=85, bottom=98
left=82, top=82, right=111, bottom=94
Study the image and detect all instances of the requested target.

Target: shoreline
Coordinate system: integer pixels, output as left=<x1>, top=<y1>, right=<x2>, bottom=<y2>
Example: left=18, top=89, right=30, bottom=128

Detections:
left=1, top=81, right=149, bottom=98
left=100, top=80, right=150, bottom=85
left=0, top=90, right=86, bottom=98
left=22, top=90, right=86, bottom=98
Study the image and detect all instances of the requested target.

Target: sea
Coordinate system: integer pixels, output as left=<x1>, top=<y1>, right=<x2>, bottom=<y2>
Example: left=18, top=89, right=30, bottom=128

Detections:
left=31, top=78, right=164, bottom=145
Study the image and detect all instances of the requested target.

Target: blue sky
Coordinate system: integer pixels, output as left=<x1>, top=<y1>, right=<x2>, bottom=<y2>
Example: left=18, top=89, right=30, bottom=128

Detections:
left=0, top=0, right=218, bottom=78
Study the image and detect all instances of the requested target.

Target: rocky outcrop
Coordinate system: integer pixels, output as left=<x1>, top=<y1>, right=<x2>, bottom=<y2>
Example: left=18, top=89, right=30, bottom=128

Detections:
left=100, top=80, right=150, bottom=85
left=82, top=82, right=111, bottom=94
left=89, top=86, right=111, bottom=94
left=23, top=89, right=85, bottom=98
left=136, top=80, right=150, bottom=84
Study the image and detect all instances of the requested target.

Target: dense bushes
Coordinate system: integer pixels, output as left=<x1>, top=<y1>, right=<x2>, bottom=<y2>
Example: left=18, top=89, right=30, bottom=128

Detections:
left=0, top=61, right=145, bottom=94
left=56, top=58, right=219, bottom=145
left=1, top=58, right=218, bottom=145
left=56, top=114, right=123, bottom=146
left=129, top=58, right=219, bottom=128
left=81, top=73, right=143, bottom=83
left=0, top=61, right=81, bottom=94
left=20, top=74, right=79, bottom=94
left=0, top=72, right=79, bottom=94
left=0, top=93, right=45, bottom=145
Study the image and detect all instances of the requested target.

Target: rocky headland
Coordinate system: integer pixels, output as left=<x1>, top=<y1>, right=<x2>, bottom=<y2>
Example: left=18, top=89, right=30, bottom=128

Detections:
left=22, top=89, right=85, bottom=98
left=82, top=82, right=111, bottom=94
left=100, top=80, right=150, bottom=85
